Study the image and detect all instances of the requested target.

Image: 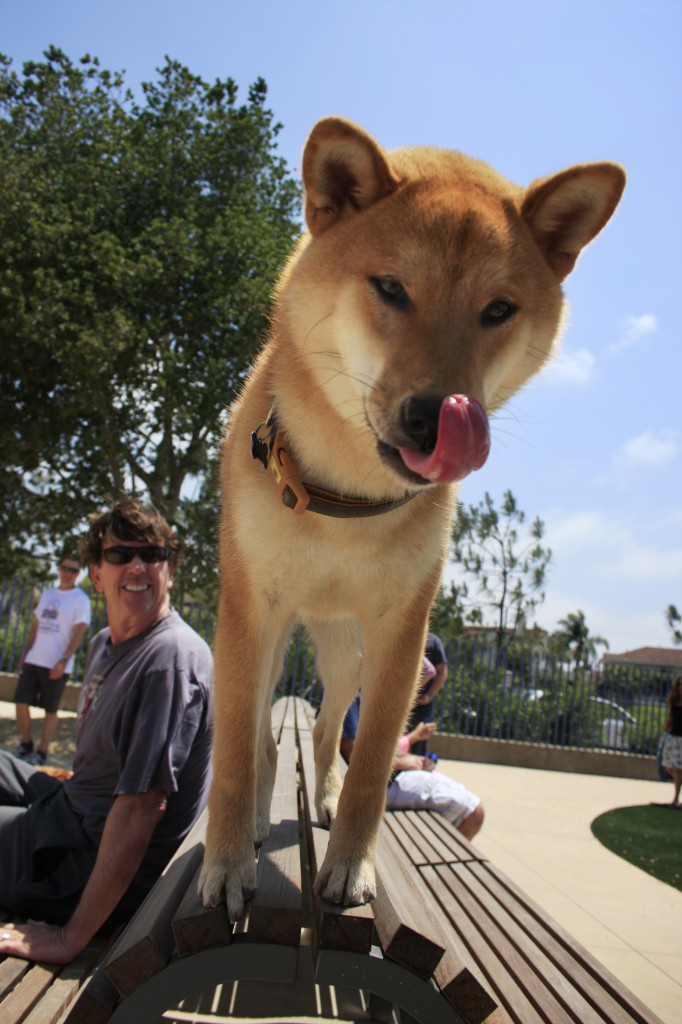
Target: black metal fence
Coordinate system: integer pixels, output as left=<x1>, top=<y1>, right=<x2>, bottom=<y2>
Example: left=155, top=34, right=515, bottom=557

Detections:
left=0, top=578, right=217, bottom=683
left=1, top=579, right=672, bottom=757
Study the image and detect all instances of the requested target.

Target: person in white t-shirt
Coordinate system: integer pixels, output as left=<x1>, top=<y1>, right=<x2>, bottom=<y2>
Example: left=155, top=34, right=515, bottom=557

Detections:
left=13, top=553, right=91, bottom=766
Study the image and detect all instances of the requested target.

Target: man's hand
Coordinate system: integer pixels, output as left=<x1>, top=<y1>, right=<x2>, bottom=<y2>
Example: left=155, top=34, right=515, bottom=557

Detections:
left=0, top=920, right=76, bottom=965
left=49, top=657, right=68, bottom=680
left=393, top=753, right=436, bottom=772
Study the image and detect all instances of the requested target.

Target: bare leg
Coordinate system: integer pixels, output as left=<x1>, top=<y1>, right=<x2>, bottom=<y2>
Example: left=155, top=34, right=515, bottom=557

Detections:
left=15, top=704, right=32, bottom=744
left=38, top=711, right=59, bottom=755
left=671, top=768, right=681, bottom=807
left=458, top=803, right=484, bottom=840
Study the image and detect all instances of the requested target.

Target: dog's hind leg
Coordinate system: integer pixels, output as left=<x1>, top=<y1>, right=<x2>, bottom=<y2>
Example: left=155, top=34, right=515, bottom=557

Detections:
left=306, top=618, right=363, bottom=827
left=199, top=583, right=292, bottom=921
left=314, top=599, right=430, bottom=907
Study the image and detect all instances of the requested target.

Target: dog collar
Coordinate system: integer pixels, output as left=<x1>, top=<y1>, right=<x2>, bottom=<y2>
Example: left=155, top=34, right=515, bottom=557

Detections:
left=250, top=414, right=416, bottom=518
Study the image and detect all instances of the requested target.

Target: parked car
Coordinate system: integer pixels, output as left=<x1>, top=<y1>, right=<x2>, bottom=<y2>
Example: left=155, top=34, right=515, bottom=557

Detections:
left=549, top=697, right=636, bottom=750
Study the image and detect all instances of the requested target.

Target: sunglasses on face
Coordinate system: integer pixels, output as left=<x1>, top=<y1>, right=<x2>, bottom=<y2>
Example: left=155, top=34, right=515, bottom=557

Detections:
left=101, top=545, right=170, bottom=566
left=60, top=564, right=80, bottom=574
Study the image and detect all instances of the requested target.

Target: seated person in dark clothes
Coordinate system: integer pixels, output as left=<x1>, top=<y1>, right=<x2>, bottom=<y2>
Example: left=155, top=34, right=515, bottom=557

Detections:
left=0, top=497, right=213, bottom=965
left=407, top=632, right=448, bottom=755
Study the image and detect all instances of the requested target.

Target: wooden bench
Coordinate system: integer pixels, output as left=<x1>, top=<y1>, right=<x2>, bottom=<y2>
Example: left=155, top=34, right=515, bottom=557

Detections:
left=0, top=696, right=664, bottom=1023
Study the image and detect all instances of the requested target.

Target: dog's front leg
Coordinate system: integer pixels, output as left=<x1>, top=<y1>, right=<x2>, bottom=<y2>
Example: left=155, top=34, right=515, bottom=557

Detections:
left=313, top=614, right=427, bottom=906
left=199, top=591, right=289, bottom=921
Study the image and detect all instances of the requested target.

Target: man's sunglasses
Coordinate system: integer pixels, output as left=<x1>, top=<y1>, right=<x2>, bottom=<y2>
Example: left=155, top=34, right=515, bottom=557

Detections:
left=60, top=564, right=80, bottom=574
left=102, top=545, right=170, bottom=566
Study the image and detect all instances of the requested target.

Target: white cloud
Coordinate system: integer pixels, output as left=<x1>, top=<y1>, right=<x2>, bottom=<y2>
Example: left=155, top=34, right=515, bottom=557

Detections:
left=616, top=430, right=678, bottom=468
left=605, top=544, right=682, bottom=584
left=541, top=347, right=597, bottom=387
left=544, top=509, right=629, bottom=553
left=608, top=313, right=657, bottom=354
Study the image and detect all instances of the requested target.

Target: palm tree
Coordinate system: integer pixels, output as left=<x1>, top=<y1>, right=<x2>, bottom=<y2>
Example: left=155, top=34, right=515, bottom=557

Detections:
left=555, top=610, right=609, bottom=670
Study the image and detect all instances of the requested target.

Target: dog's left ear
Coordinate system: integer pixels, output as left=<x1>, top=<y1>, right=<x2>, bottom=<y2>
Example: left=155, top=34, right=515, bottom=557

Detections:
left=302, top=117, right=401, bottom=236
left=522, top=163, right=626, bottom=281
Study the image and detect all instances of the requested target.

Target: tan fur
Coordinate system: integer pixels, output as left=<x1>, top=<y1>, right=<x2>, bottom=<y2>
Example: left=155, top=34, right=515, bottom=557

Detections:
left=199, top=118, right=625, bottom=919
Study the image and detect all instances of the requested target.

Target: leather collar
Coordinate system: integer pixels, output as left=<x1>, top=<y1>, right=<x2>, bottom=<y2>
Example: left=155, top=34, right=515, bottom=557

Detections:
left=251, top=412, right=416, bottom=518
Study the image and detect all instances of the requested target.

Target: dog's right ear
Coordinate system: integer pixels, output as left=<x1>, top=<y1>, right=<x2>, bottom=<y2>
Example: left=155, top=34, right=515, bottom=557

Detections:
left=302, top=118, right=401, bottom=236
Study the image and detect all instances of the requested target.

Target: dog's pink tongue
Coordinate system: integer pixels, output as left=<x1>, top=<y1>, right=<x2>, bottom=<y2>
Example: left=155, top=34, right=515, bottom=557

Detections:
left=398, top=395, right=490, bottom=484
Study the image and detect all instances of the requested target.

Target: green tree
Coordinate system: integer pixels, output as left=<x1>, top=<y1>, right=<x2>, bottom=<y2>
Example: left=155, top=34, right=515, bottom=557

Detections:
left=450, top=490, right=551, bottom=655
left=666, top=604, right=682, bottom=646
left=551, top=609, right=609, bottom=670
left=0, top=48, right=301, bottom=593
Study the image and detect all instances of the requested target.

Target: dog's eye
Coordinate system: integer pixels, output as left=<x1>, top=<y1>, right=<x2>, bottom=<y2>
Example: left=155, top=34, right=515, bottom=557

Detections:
left=481, top=299, right=518, bottom=326
left=370, top=276, right=411, bottom=310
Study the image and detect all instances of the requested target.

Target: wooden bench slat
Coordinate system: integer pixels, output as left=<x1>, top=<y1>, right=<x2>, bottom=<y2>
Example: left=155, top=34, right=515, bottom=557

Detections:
left=424, top=809, right=488, bottom=862
left=421, top=863, right=549, bottom=1024
left=373, top=825, right=446, bottom=979
left=61, top=967, right=121, bottom=1024
left=451, top=862, right=607, bottom=1024
left=384, top=807, right=476, bottom=867
left=295, top=698, right=376, bottom=954
left=172, top=862, right=232, bottom=956
left=269, top=715, right=300, bottom=825
left=0, top=962, right=59, bottom=1022
left=0, top=955, right=29, bottom=1000
left=247, top=819, right=302, bottom=946
left=270, top=695, right=289, bottom=738
left=247, top=713, right=302, bottom=946
left=103, top=836, right=206, bottom=996
left=21, top=941, right=106, bottom=1024
left=474, top=862, right=663, bottom=1024
left=374, top=824, right=503, bottom=1024
left=309, top=825, right=375, bottom=953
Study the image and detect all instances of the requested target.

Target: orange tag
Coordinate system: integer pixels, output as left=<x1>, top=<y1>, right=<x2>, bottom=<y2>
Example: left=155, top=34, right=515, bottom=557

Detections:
left=269, top=430, right=311, bottom=513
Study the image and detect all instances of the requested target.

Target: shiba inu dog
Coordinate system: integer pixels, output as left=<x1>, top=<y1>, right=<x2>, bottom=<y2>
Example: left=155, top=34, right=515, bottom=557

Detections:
left=199, top=118, right=624, bottom=920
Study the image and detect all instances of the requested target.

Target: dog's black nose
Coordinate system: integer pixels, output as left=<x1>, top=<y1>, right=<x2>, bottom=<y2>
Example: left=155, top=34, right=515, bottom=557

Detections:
left=400, top=396, right=442, bottom=453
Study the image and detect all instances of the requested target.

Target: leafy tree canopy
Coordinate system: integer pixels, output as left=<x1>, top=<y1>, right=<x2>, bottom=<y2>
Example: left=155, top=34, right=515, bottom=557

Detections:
left=0, top=47, right=301, bottom=593
left=448, top=489, right=552, bottom=653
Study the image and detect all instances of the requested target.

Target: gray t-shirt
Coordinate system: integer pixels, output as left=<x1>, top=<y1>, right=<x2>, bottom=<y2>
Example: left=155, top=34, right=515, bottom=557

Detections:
left=65, top=610, right=213, bottom=879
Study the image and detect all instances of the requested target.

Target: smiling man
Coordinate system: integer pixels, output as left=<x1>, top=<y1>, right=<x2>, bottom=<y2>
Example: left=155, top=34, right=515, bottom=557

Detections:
left=0, top=498, right=213, bottom=964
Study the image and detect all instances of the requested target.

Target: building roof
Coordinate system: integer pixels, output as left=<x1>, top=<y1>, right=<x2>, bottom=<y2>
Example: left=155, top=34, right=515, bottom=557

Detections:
left=603, top=647, right=682, bottom=668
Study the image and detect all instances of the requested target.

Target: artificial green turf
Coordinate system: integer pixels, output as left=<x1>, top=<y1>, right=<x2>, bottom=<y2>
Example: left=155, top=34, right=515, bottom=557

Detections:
left=591, top=804, right=682, bottom=891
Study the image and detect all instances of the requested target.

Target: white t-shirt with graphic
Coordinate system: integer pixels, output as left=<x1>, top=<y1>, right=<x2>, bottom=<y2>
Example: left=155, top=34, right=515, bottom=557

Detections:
left=27, top=586, right=92, bottom=673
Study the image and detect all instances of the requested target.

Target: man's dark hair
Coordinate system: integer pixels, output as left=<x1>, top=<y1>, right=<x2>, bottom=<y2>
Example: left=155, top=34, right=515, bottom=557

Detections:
left=79, top=497, right=184, bottom=570
left=60, top=551, right=81, bottom=566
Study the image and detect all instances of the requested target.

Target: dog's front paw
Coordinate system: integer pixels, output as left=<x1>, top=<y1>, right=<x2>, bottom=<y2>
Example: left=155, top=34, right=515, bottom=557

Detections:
left=198, top=852, right=257, bottom=922
left=313, top=854, right=376, bottom=906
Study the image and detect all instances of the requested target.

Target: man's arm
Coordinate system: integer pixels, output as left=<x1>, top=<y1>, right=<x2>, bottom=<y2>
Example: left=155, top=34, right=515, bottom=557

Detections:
left=1, top=790, right=167, bottom=964
left=18, top=619, right=39, bottom=670
left=417, top=661, right=448, bottom=704
left=49, top=621, right=90, bottom=679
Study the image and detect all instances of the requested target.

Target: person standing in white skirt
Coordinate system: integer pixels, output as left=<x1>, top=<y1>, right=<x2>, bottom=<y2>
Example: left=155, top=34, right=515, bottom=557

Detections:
left=661, top=675, right=682, bottom=808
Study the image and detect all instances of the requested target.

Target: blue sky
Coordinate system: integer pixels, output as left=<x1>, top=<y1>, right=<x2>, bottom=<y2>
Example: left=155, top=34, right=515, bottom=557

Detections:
left=4, top=0, right=681, bottom=654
